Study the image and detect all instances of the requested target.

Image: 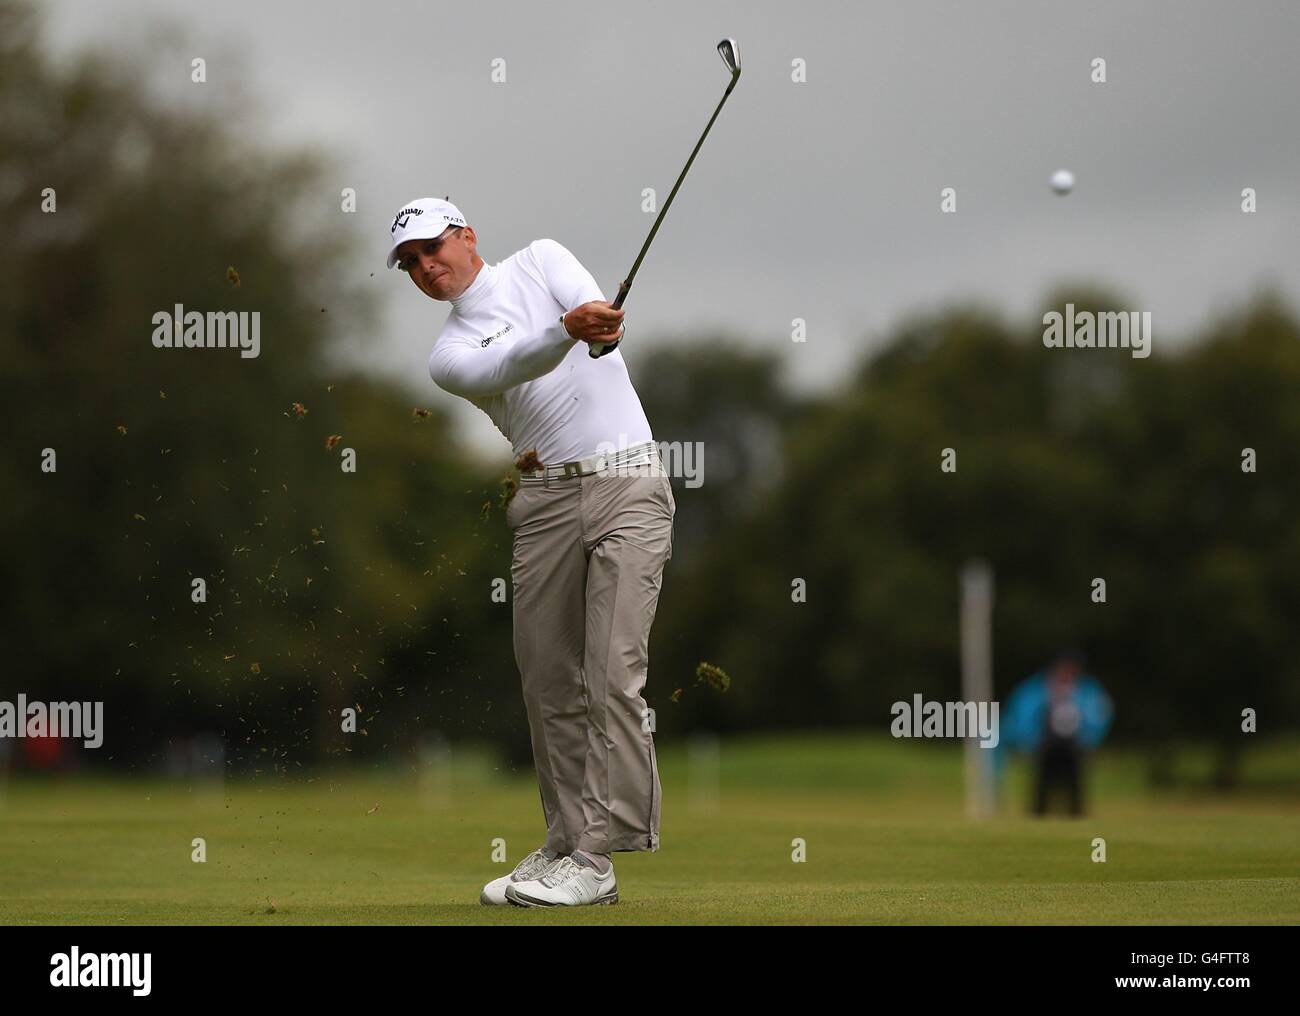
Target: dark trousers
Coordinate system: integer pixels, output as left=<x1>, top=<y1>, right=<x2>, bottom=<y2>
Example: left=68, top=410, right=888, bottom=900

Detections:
left=1033, top=738, right=1083, bottom=816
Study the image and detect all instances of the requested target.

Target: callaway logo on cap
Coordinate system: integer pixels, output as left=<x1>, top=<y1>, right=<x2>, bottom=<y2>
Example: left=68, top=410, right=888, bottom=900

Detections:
left=391, top=206, right=422, bottom=232
left=386, top=196, right=468, bottom=268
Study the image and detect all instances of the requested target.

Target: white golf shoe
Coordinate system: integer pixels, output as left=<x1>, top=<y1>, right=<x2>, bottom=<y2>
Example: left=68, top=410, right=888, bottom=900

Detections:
left=479, top=848, right=563, bottom=906
left=505, top=854, right=618, bottom=907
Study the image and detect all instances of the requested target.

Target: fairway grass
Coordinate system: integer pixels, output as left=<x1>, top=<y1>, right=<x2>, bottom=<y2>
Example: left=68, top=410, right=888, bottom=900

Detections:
left=1, top=734, right=1297, bottom=925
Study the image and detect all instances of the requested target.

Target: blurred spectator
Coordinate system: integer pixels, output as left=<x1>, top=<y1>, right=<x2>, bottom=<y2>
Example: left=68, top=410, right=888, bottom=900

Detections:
left=21, top=734, right=71, bottom=772
left=164, top=731, right=226, bottom=785
left=1001, top=650, right=1114, bottom=816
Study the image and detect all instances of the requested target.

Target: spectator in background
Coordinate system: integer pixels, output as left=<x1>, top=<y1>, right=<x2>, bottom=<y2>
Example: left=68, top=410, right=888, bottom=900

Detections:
left=1001, top=650, right=1114, bottom=816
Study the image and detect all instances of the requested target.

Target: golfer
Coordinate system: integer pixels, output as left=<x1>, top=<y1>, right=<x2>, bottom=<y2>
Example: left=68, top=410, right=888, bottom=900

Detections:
left=387, top=197, right=675, bottom=907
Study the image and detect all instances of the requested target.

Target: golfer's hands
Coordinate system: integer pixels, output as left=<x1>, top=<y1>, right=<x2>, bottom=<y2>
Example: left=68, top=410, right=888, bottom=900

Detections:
left=564, top=301, right=625, bottom=345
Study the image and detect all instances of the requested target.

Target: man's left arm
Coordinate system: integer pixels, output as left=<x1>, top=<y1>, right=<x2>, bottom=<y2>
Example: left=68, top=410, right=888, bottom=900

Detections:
left=528, top=239, right=611, bottom=319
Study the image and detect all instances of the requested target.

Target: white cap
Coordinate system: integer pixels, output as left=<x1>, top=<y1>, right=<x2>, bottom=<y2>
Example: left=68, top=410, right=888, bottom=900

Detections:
left=387, top=197, right=468, bottom=268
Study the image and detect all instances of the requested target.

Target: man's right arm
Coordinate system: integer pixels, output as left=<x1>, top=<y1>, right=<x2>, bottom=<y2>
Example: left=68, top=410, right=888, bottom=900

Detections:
left=428, top=317, right=575, bottom=399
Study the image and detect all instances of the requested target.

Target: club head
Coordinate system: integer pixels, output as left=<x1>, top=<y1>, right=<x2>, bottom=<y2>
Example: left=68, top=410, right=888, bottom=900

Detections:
left=717, top=38, right=741, bottom=78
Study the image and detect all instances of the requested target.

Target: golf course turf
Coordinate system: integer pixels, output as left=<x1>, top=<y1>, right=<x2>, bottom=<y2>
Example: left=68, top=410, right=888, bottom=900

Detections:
left=2, top=734, right=1296, bottom=925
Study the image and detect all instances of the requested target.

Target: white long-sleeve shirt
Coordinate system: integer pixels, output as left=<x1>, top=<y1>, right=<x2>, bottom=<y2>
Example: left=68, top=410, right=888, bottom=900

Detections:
left=427, top=239, right=654, bottom=464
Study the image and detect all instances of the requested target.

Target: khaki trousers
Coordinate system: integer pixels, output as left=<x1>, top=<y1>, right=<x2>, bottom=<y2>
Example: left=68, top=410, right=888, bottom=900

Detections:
left=506, top=453, right=674, bottom=854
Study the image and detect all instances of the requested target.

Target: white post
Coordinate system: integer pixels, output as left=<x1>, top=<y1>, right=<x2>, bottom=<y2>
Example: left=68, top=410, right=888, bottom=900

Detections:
left=687, top=730, right=720, bottom=815
left=418, top=732, right=452, bottom=810
left=961, top=559, right=996, bottom=820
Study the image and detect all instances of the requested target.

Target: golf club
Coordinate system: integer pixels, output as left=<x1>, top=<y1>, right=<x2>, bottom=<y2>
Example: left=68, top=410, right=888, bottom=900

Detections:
left=589, top=37, right=742, bottom=358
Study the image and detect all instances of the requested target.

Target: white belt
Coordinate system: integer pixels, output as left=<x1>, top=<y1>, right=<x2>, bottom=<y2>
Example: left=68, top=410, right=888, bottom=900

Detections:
left=518, top=440, right=659, bottom=483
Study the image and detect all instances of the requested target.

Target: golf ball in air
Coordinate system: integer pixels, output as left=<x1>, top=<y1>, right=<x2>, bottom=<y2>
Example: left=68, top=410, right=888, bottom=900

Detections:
left=1051, top=169, right=1075, bottom=195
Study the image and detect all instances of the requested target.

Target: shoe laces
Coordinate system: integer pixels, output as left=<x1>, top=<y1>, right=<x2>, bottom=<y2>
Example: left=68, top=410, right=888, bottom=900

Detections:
left=540, top=856, right=582, bottom=888
left=514, top=849, right=554, bottom=880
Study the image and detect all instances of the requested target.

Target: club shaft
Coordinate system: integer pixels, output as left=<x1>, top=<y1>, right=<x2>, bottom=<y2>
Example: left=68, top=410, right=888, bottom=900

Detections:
left=589, top=63, right=739, bottom=358
left=612, top=77, right=739, bottom=312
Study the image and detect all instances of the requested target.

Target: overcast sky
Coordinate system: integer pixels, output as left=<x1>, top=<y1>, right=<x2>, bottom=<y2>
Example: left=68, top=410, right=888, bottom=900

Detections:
left=39, top=0, right=1300, bottom=458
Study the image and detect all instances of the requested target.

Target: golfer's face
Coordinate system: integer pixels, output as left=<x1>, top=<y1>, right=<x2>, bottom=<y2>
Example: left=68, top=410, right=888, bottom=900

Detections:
left=396, top=226, right=474, bottom=301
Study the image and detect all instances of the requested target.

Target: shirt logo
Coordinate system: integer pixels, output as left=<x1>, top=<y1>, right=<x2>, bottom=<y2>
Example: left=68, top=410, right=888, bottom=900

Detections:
left=480, top=323, right=514, bottom=348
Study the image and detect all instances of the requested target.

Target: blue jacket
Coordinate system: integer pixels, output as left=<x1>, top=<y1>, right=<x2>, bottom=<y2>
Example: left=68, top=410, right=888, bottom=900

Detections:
left=999, top=671, right=1114, bottom=754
